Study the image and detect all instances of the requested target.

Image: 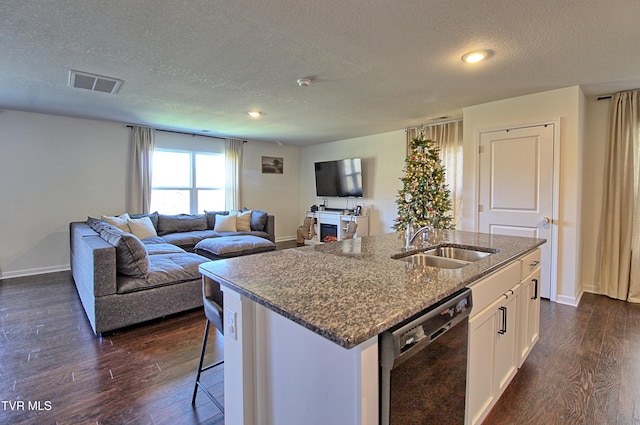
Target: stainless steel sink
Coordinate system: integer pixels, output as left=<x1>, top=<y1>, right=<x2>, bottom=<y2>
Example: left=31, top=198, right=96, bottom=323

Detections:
left=393, top=244, right=497, bottom=268
left=403, top=253, right=469, bottom=269
left=423, top=246, right=492, bottom=262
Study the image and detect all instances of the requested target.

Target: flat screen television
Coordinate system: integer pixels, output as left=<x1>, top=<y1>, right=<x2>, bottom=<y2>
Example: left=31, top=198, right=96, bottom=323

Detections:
left=314, top=158, right=363, bottom=198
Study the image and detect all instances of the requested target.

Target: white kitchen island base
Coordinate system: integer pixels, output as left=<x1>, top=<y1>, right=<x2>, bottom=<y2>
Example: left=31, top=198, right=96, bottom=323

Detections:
left=221, top=284, right=379, bottom=425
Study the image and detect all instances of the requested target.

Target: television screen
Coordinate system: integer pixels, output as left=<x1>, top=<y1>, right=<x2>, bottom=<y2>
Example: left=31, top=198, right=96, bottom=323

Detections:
left=314, top=158, right=363, bottom=198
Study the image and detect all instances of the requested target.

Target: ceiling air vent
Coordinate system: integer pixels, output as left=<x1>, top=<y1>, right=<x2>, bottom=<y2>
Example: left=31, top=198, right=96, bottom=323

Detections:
left=69, top=70, right=123, bottom=94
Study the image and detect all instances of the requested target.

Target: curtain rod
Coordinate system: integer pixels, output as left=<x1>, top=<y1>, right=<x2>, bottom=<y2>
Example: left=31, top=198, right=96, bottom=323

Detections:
left=126, top=125, right=237, bottom=141
left=405, top=118, right=463, bottom=131
left=596, top=88, right=640, bottom=101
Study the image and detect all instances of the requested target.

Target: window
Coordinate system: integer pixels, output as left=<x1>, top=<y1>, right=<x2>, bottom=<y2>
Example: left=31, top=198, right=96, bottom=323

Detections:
left=151, top=149, right=225, bottom=214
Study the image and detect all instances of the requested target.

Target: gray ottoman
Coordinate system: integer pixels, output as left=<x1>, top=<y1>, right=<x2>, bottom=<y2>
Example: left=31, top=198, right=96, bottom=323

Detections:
left=195, top=235, right=276, bottom=260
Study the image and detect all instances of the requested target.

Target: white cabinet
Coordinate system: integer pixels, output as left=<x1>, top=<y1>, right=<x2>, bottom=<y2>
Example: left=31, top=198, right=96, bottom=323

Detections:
left=466, top=249, right=542, bottom=425
left=518, top=249, right=541, bottom=366
left=306, top=211, right=369, bottom=242
left=467, top=263, right=520, bottom=425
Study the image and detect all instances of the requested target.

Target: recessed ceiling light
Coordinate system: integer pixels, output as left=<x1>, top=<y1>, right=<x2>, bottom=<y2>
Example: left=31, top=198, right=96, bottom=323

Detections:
left=461, top=50, right=492, bottom=63
left=248, top=111, right=263, bottom=118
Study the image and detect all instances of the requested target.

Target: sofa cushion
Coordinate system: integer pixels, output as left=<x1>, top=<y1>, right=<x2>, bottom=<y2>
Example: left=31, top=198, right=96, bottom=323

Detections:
left=127, top=216, right=158, bottom=240
left=236, top=210, right=252, bottom=232
left=194, top=235, right=276, bottom=259
left=87, top=218, right=149, bottom=278
left=214, top=214, right=237, bottom=232
left=116, top=252, right=207, bottom=294
left=144, top=242, right=187, bottom=255
left=205, top=210, right=229, bottom=229
left=160, top=230, right=218, bottom=249
left=157, top=214, right=207, bottom=235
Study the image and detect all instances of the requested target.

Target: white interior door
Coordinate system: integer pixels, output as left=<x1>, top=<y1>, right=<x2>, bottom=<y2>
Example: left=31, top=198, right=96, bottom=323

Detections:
left=478, top=124, right=555, bottom=299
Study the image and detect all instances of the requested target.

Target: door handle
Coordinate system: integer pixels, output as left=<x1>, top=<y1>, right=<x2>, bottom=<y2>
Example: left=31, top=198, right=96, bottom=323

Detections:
left=531, top=278, right=539, bottom=300
left=539, top=217, right=551, bottom=226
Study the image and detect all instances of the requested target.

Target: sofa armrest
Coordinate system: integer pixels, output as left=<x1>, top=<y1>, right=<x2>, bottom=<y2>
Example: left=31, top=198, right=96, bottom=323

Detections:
left=265, top=215, right=275, bottom=243
left=70, top=222, right=118, bottom=297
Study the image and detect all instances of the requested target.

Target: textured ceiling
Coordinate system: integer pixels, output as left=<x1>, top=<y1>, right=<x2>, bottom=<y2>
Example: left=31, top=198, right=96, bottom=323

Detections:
left=1, top=0, right=639, bottom=145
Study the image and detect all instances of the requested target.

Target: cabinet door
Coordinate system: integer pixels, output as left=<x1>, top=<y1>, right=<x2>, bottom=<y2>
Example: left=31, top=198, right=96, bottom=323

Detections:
left=493, top=285, right=519, bottom=395
left=518, top=268, right=541, bottom=366
left=467, top=298, right=499, bottom=425
left=467, top=283, right=520, bottom=425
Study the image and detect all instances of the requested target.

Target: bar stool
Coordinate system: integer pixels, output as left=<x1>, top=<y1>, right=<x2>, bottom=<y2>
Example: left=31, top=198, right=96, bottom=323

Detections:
left=192, top=277, right=225, bottom=413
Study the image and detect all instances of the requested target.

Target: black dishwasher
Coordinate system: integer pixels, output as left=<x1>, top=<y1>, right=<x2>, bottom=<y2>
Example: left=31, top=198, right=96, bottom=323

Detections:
left=379, top=288, right=472, bottom=425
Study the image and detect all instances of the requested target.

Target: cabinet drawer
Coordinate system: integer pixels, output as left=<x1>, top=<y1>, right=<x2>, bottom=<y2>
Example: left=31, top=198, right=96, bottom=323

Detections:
left=520, top=249, right=541, bottom=280
left=469, top=262, right=520, bottom=317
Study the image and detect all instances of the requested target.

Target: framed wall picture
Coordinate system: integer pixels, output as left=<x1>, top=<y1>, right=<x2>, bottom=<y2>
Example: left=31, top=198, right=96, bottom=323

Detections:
left=262, top=156, right=284, bottom=174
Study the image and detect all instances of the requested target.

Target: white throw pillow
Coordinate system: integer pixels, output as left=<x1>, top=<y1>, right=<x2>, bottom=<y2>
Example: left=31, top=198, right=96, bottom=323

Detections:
left=214, top=214, right=237, bottom=232
left=127, top=216, right=158, bottom=240
left=236, top=210, right=252, bottom=232
left=101, top=213, right=131, bottom=232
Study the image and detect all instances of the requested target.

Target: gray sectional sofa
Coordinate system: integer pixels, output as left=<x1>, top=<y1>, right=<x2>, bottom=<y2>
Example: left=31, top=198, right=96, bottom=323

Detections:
left=70, top=210, right=275, bottom=334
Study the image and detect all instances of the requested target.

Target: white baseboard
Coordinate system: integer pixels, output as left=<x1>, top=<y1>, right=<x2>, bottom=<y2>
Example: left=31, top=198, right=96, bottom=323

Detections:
left=555, top=289, right=584, bottom=307
left=0, top=265, right=70, bottom=280
left=275, top=236, right=297, bottom=243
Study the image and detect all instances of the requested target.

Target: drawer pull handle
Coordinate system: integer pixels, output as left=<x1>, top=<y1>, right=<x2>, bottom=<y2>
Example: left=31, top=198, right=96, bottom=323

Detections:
left=498, top=306, right=508, bottom=334
left=530, top=260, right=540, bottom=269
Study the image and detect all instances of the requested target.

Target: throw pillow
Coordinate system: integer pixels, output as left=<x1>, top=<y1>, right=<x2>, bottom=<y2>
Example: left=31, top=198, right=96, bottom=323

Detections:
left=251, top=210, right=268, bottom=231
left=95, top=225, right=149, bottom=278
left=130, top=211, right=159, bottom=229
left=214, top=214, right=237, bottom=232
left=242, top=207, right=268, bottom=231
left=127, top=216, right=158, bottom=240
left=236, top=210, right=252, bottom=232
left=205, top=210, right=229, bottom=229
left=101, top=213, right=131, bottom=232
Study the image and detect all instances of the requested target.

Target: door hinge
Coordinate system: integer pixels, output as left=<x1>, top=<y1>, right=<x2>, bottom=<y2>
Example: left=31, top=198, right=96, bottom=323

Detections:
left=478, top=205, right=484, bottom=212
left=479, top=145, right=484, bottom=154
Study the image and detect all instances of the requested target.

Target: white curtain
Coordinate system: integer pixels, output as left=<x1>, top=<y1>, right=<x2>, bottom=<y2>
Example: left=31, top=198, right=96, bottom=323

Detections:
left=129, top=126, right=155, bottom=214
left=225, top=138, right=244, bottom=210
left=595, top=90, right=640, bottom=302
left=406, top=120, right=463, bottom=228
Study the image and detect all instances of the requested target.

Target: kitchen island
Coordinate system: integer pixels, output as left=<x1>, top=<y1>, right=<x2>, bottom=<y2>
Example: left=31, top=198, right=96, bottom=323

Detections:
left=199, top=230, right=545, bottom=425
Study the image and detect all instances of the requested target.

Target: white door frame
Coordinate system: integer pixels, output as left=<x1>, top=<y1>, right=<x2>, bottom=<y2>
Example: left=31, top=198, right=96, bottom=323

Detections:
left=474, top=119, right=560, bottom=302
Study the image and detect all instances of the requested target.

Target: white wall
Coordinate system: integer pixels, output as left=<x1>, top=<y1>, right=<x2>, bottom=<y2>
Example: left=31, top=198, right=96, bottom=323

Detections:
left=299, top=130, right=406, bottom=236
left=0, top=110, right=129, bottom=278
left=242, top=141, right=301, bottom=241
left=0, top=110, right=301, bottom=278
left=462, top=86, right=585, bottom=305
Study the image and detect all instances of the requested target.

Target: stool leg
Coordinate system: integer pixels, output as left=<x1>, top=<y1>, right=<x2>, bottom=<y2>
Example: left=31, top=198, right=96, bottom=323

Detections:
left=192, top=320, right=211, bottom=405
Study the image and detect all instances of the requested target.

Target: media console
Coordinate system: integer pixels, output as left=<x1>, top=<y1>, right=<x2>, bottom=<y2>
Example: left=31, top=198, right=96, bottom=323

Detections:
left=305, top=210, right=369, bottom=242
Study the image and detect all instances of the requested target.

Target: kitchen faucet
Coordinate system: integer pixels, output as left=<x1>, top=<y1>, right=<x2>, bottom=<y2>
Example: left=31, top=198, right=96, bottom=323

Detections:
left=406, top=225, right=434, bottom=248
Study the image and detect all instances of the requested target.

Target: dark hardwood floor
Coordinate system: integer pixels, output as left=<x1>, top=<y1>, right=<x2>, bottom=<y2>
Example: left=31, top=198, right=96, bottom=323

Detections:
left=1, top=264, right=639, bottom=424
left=486, top=291, right=640, bottom=425
left=0, top=271, right=224, bottom=425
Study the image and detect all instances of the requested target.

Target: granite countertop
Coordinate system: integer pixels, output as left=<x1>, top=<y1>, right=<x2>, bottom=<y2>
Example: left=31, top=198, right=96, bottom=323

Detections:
left=199, top=230, right=545, bottom=349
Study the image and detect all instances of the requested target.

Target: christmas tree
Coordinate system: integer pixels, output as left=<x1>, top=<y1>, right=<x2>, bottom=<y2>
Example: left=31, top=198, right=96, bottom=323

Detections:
left=393, top=133, right=455, bottom=231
